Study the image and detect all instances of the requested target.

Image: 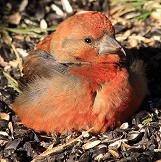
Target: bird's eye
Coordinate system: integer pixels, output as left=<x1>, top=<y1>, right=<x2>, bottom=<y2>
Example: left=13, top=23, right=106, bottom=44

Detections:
left=84, top=37, right=92, bottom=44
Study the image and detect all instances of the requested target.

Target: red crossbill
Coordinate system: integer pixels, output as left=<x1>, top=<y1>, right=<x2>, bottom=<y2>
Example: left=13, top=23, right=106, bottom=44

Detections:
left=12, top=11, right=148, bottom=133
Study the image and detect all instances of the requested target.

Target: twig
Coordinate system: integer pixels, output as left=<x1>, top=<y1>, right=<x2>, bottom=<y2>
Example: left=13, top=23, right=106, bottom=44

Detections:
left=11, top=44, right=23, bottom=76
left=32, top=128, right=94, bottom=161
left=0, top=26, right=56, bottom=35
left=3, top=72, right=22, bottom=94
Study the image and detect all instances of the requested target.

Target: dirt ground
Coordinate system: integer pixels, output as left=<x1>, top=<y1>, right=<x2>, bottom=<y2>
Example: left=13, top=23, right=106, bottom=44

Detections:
left=0, top=0, right=161, bottom=161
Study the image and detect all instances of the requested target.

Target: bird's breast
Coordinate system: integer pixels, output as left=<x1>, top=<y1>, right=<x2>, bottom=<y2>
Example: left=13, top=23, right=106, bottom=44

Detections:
left=13, top=71, right=97, bottom=132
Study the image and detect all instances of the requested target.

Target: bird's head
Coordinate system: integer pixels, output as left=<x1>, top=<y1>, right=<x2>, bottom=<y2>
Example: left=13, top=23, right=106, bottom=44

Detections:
left=40, top=11, right=126, bottom=64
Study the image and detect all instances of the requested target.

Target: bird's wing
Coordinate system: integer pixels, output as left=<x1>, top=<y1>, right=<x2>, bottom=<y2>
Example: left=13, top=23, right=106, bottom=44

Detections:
left=19, top=49, right=69, bottom=89
left=13, top=49, right=95, bottom=133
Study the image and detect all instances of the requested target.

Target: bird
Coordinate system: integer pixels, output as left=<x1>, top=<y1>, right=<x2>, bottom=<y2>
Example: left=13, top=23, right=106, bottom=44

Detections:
left=12, top=11, right=148, bottom=133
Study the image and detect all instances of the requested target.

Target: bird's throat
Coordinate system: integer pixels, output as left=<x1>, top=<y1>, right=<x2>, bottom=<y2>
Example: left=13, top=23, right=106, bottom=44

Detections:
left=70, top=63, right=119, bottom=84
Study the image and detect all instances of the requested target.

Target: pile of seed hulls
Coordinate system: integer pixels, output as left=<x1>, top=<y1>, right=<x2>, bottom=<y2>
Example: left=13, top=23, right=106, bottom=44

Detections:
left=0, top=103, right=161, bottom=161
left=0, top=0, right=161, bottom=161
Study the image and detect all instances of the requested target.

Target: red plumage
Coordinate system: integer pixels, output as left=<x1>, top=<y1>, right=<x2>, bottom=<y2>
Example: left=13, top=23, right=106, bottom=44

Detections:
left=12, top=11, right=148, bottom=133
